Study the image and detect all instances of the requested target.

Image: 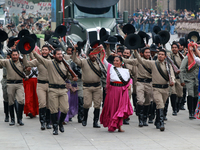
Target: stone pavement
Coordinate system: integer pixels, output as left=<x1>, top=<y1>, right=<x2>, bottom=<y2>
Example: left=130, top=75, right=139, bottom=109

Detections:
left=0, top=34, right=200, bottom=150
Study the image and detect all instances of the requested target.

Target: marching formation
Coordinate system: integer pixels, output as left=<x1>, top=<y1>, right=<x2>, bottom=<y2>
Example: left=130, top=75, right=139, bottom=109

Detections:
left=0, top=20, right=200, bottom=136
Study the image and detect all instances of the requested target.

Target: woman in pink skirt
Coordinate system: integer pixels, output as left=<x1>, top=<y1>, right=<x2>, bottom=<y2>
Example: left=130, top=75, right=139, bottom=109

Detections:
left=100, top=56, right=133, bottom=132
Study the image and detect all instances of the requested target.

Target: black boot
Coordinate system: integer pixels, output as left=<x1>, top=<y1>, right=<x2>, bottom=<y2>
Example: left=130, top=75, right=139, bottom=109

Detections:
left=39, top=108, right=46, bottom=130
left=14, top=100, right=18, bottom=115
left=9, top=105, right=15, bottom=126
left=177, top=97, right=182, bottom=113
left=46, top=109, right=51, bottom=129
left=17, top=104, right=24, bottom=126
left=132, top=93, right=138, bottom=115
left=51, top=113, right=58, bottom=135
left=138, top=105, right=144, bottom=127
left=143, top=105, right=149, bottom=126
left=3, top=101, right=9, bottom=122
left=93, top=109, right=101, bottom=128
left=154, top=109, right=160, bottom=129
left=159, top=109, right=165, bottom=131
left=164, top=98, right=169, bottom=120
left=58, top=112, right=67, bottom=132
left=123, top=118, right=129, bottom=125
left=77, top=97, right=84, bottom=123
left=148, top=102, right=156, bottom=123
left=82, top=108, right=89, bottom=126
left=187, top=96, right=193, bottom=119
left=170, top=94, right=177, bottom=116
left=192, top=97, right=198, bottom=119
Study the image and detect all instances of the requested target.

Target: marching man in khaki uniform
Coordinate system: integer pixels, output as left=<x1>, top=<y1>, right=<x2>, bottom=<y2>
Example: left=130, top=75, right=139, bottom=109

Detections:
left=72, top=47, right=102, bottom=128
left=23, top=45, right=52, bottom=130
left=0, top=50, right=29, bottom=126
left=123, top=47, right=153, bottom=127
left=134, top=49, right=175, bottom=132
left=32, top=48, right=78, bottom=135
left=168, top=43, right=184, bottom=116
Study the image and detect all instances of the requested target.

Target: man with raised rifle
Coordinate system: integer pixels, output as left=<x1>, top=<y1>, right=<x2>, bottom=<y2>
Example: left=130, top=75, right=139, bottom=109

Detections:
left=32, top=48, right=78, bottom=135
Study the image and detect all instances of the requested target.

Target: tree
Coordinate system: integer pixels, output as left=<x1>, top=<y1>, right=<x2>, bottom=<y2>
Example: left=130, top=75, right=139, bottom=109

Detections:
left=26, top=0, right=51, bottom=4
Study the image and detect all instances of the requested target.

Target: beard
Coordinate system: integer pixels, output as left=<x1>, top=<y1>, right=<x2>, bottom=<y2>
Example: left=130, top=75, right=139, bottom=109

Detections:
left=123, top=55, right=129, bottom=59
left=42, top=55, right=48, bottom=58
left=55, top=58, right=62, bottom=63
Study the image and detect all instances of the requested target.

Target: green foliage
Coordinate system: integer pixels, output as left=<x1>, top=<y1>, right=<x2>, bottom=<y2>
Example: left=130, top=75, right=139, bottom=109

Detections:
left=26, top=0, right=51, bottom=4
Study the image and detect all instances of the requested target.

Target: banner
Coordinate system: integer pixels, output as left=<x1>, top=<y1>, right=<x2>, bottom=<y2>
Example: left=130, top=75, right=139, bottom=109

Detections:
left=5, top=0, right=51, bottom=15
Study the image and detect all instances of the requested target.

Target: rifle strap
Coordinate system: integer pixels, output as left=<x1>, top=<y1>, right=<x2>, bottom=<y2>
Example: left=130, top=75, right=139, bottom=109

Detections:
left=87, top=59, right=101, bottom=78
left=155, top=61, right=169, bottom=82
left=9, top=59, right=26, bottom=78
left=52, top=60, right=67, bottom=81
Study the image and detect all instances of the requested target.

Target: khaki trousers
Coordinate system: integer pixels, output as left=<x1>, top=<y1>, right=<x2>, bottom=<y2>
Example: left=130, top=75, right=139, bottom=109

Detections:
left=48, top=88, right=69, bottom=114
left=171, top=79, right=183, bottom=97
left=83, top=85, right=102, bottom=109
left=153, top=87, right=169, bottom=109
left=1, top=78, right=8, bottom=102
left=37, top=83, right=49, bottom=109
left=136, top=82, right=153, bottom=106
left=7, top=83, right=24, bottom=106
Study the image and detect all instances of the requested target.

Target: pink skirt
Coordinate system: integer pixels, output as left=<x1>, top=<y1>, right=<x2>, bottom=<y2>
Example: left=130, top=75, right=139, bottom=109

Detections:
left=100, top=84, right=133, bottom=132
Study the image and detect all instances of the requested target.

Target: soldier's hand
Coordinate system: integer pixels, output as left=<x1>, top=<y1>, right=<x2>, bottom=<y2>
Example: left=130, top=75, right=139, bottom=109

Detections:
left=124, top=34, right=128, bottom=40
left=105, top=43, right=110, bottom=48
left=170, top=82, right=174, bottom=87
left=74, top=44, right=78, bottom=52
left=58, top=36, right=62, bottom=43
left=181, top=83, right=185, bottom=86
left=72, top=76, right=78, bottom=81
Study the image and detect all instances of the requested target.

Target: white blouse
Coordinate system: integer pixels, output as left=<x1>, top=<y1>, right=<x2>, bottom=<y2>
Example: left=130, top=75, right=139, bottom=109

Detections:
left=103, top=58, right=130, bottom=82
left=194, top=56, right=200, bottom=66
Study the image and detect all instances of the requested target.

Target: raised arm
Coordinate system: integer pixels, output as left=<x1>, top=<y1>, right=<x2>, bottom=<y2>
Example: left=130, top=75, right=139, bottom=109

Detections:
left=72, top=49, right=83, bottom=67
left=32, top=51, right=49, bottom=68
left=134, top=50, right=152, bottom=69
left=122, top=58, right=138, bottom=66
left=0, top=59, right=7, bottom=67
left=23, top=54, right=38, bottom=67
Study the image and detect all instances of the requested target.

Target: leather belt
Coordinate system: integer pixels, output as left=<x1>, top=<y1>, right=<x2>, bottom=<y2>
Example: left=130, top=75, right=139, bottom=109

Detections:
left=7, top=80, right=23, bottom=84
left=153, top=84, right=169, bottom=89
left=3, top=75, right=6, bottom=79
left=38, top=80, right=49, bottom=84
left=49, top=84, right=66, bottom=89
left=137, top=78, right=152, bottom=83
left=110, top=82, right=125, bottom=87
left=83, top=82, right=100, bottom=87
left=176, top=76, right=180, bottom=79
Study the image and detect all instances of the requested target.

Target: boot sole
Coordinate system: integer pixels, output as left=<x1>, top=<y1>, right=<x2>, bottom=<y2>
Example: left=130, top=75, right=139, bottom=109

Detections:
left=160, top=127, right=165, bottom=131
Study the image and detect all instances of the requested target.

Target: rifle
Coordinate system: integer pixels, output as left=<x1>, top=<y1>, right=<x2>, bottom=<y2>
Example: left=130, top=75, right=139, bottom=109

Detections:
left=166, top=56, right=180, bottom=74
left=45, top=41, right=77, bottom=78
left=165, top=59, right=172, bottom=84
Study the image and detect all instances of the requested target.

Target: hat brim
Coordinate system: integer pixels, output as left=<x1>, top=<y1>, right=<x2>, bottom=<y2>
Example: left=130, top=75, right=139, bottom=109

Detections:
left=18, top=37, right=35, bottom=54
left=124, top=33, right=141, bottom=49
left=104, top=41, right=120, bottom=45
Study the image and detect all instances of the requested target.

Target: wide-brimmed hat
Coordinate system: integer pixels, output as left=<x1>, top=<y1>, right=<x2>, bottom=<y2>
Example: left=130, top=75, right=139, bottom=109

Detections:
left=124, top=33, right=141, bottom=49
left=157, top=30, right=170, bottom=45
left=100, top=28, right=108, bottom=39
left=91, top=40, right=100, bottom=48
left=53, top=25, right=67, bottom=38
left=18, top=29, right=30, bottom=39
left=0, top=30, right=8, bottom=42
left=114, top=35, right=124, bottom=45
left=48, top=38, right=61, bottom=48
left=17, top=36, right=35, bottom=54
left=153, top=25, right=161, bottom=34
left=122, top=24, right=135, bottom=35
left=7, top=37, right=19, bottom=48
left=187, top=31, right=200, bottom=42
left=150, top=44, right=158, bottom=52
left=138, top=31, right=150, bottom=48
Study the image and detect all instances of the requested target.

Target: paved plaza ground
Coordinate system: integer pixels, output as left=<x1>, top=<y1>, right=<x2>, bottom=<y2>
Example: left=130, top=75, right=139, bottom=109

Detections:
left=0, top=34, right=200, bottom=150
